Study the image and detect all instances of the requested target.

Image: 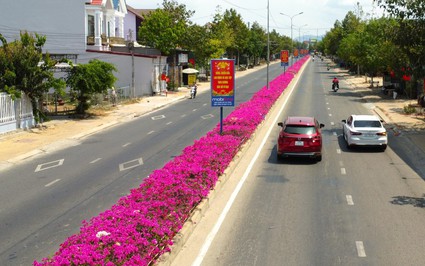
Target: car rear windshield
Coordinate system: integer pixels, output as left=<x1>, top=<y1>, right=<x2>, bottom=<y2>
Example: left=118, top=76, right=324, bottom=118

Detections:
left=284, top=125, right=316, bottom=134
left=354, top=120, right=381, bottom=127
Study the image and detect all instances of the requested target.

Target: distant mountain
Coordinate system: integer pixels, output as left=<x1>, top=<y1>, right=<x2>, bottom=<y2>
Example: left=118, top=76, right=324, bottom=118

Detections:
left=296, top=35, right=323, bottom=42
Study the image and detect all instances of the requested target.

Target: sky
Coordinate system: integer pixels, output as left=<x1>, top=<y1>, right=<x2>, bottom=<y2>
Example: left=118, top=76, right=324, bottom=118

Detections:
left=125, top=0, right=385, bottom=40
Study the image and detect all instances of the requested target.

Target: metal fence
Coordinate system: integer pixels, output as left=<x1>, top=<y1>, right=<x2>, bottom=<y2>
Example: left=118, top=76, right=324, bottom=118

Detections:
left=0, top=92, right=34, bottom=134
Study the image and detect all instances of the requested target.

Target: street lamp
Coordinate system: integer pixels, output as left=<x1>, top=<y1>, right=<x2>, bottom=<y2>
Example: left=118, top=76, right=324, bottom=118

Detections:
left=280, top=11, right=303, bottom=65
left=297, top=24, right=308, bottom=47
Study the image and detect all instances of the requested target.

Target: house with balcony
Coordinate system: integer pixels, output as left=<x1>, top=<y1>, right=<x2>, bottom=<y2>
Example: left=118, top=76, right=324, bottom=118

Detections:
left=0, top=0, right=166, bottom=97
left=0, top=0, right=168, bottom=133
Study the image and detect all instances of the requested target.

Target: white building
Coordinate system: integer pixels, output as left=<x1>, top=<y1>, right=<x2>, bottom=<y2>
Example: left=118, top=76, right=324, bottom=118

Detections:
left=0, top=0, right=166, bottom=97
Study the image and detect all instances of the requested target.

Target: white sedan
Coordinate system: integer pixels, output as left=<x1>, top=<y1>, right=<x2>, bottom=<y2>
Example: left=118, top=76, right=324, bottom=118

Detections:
left=342, top=115, right=388, bottom=151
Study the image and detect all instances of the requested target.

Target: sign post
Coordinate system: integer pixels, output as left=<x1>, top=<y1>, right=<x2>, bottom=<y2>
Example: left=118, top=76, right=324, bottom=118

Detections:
left=210, top=59, right=235, bottom=135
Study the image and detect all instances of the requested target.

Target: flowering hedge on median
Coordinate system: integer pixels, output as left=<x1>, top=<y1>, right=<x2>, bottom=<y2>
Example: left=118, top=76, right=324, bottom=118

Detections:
left=35, top=56, right=308, bottom=266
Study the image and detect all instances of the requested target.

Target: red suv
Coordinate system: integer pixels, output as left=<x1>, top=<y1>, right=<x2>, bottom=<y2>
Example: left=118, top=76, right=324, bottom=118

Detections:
left=277, top=116, right=324, bottom=162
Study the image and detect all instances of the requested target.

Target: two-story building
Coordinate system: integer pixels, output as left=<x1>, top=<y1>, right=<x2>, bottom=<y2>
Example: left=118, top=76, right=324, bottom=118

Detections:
left=0, top=0, right=166, bottom=97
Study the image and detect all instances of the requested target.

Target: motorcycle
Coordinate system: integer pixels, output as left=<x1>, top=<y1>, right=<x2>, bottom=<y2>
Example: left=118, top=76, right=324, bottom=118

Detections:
left=189, top=85, right=197, bottom=99
left=332, top=82, right=339, bottom=92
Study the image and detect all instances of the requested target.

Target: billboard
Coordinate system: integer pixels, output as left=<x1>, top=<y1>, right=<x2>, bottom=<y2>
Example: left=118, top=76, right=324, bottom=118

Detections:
left=211, top=59, right=235, bottom=107
left=280, top=50, right=289, bottom=67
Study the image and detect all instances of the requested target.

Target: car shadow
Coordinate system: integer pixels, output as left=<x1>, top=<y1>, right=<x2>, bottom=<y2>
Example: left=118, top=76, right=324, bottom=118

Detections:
left=269, top=145, right=319, bottom=165
left=390, top=195, right=425, bottom=208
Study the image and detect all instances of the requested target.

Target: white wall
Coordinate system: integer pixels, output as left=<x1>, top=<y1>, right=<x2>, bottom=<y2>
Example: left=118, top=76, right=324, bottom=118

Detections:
left=0, top=0, right=87, bottom=55
left=82, top=52, right=166, bottom=96
left=124, top=12, right=137, bottom=41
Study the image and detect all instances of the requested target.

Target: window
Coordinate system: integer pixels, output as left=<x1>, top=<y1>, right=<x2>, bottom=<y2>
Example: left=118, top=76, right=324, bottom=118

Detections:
left=284, top=126, right=316, bottom=134
left=88, top=15, right=95, bottom=36
left=354, top=120, right=382, bottom=127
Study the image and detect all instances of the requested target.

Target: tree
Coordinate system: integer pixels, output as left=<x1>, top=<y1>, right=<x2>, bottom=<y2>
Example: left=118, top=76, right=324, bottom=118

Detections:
left=138, top=0, right=194, bottom=55
left=222, top=9, right=250, bottom=65
left=182, top=24, right=211, bottom=69
left=0, top=31, right=65, bottom=122
left=246, top=22, right=267, bottom=66
left=66, top=59, right=117, bottom=115
left=375, top=0, right=425, bottom=78
left=138, top=0, right=194, bottom=89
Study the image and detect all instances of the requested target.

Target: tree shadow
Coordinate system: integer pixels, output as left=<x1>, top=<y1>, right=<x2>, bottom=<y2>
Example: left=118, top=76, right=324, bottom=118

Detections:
left=390, top=195, right=425, bottom=208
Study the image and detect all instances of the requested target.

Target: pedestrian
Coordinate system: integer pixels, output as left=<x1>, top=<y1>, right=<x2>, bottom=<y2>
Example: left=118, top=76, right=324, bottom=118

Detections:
left=193, top=84, right=197, bottom=99
left=111, top=87, right=117, bottom=106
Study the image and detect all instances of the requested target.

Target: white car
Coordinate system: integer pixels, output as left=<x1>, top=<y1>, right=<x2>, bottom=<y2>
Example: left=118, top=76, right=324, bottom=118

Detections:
left=342, top=115, right=387, bottom=151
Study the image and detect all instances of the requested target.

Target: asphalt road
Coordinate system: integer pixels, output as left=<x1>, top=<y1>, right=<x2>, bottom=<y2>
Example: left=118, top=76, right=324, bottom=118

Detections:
left=170, top=59, right=425, bottom=266
left=0, top=61, right=287, bottom=265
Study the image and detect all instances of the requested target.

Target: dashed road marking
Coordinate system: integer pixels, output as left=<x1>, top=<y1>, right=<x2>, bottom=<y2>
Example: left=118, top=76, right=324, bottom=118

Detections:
left=166, top=121, right=173, bottom=125
left=336, top=149, right=341, bottom=154
left=147, top=131, right=155, bottom=135
left=201, top=114, right=214, bottom=119
left=331, top=122, right=335, bottom=126
left=35, top=159, right=64, bottom=172
left=181, top=114, right=187, bottom=118
left=329, top=114, right=332, bottom=117
left=193, top=109, right=197, bottom=112
left=45, top=179, right=61, bottom=187
left=341, top=168, right=346, bottom=175
left=151, top=114, right=165, bottom=120
left=119, top=158, right=144, bottom=171
left=356, top=241, right=366, bottom=257
left=90, top=158, right=102, bottom=164
left=122, top=142, right=131, bottom=147
left=333, top=131, right=337, bottom=136
left=346, top=195, right=354, bottom=205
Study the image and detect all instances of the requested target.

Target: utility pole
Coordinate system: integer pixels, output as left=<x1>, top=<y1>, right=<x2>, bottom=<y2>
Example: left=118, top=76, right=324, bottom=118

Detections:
left=280, top=12, right=303, bottom=66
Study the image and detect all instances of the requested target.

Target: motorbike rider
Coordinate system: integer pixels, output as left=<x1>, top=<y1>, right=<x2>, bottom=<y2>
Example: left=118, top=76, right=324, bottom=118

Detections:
left=190, top=83, right=197, bottom=99
left=332, top=77, right=339, bottom=91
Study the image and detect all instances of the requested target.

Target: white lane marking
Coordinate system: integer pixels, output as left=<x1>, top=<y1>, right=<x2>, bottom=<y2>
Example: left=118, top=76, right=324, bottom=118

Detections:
left=35, top=159, right=64, bottom=172
left=341, top=168, right=346, bottom=175
left=181, top=114, right=187, bottom=118
left=329, top=114, right=332, bottom=117
left=356, top=241, right=367, bottom=257
left=119, top=158, right=144, bottom=171
left=90, top=158, right=102, bottom=164
left=166, top=121, right=173, bottom=125
left=193, top=64, right=303, bottom=266
left=327, top=107, right=331, bottom=110
left=326, top=102, right=329, bottom=105
left=193, top=109, right=197, bottom=112
left=201, top=114, right=214, bottom=119
left=331, top=122, right=335, bottom=126
left=333, top=131, right=337, bottom=136
left=122, top=142, right=131, bottom=147
left=151, top=114, right=166, bottom=120
left=45, top=179, right=61, bottom=187
left=203, top=103, right=207, bottom=106
left=346, top=195, right=354, bottom=205
left=147, top=131, right=155, bottom=135
left=336, top=149, right=341, bottom=154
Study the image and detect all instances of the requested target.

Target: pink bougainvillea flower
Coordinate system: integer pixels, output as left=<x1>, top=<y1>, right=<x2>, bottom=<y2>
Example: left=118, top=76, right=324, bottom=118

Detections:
left=34, top=56, right=309, bottom=266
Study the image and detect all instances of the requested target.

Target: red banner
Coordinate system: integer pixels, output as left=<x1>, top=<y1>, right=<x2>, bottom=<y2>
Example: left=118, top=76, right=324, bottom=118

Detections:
left=280, top=50, right=289, bottom=66
left=211, top=59, right=235, bottom=107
